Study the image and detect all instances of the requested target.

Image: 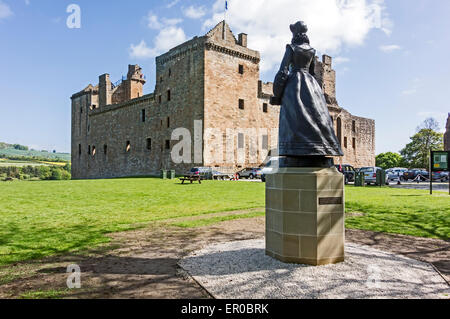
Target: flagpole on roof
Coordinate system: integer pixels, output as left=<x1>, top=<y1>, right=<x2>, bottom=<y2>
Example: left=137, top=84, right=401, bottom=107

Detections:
left=225, top=1, right=228, bottom=21
left=224, top=1, right=228, bottom=40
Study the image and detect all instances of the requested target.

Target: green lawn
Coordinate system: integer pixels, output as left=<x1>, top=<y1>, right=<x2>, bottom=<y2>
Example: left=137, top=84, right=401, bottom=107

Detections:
left=0, top=179, right=264, bottom=266
left=0, top=179, right=448, bottom=267
left=345, top=186, right=450, bottom=239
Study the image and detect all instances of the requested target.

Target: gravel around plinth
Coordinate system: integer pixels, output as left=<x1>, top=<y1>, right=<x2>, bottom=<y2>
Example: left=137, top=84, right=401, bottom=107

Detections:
left=179, top=239, right=450, bottom=299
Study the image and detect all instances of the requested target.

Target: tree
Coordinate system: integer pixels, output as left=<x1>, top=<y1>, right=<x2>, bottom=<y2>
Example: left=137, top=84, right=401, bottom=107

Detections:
left=417, top=117, right=440, bottom=131
left=400, top=119, right=443, bottom=168
left=50, top=168, right=62, bottom=180
left=376, top=152, right=404, bottom=169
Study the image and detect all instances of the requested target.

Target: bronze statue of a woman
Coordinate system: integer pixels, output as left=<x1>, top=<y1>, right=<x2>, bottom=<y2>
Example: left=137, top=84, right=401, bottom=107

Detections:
left=271, top=21, right=343, bottom=167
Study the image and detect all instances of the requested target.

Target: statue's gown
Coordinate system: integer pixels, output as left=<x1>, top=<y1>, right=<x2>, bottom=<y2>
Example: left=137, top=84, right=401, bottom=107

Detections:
left=275, top=44, right=343, bottom=157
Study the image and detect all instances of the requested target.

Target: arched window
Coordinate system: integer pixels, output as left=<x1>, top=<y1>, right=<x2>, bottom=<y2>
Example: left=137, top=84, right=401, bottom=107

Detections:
left=126, top=141, right=131, bottom=152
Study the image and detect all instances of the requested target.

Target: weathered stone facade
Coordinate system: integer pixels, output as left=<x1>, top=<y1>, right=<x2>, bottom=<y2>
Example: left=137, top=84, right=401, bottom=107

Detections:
left=71, top=21, right=375, bottom=179
left=445, top=114, right=450, bottom=151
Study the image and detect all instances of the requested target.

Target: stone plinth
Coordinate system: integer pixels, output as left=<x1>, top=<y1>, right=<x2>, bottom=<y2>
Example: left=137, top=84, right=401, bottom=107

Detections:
left=265, top=167, right=345, bottom=266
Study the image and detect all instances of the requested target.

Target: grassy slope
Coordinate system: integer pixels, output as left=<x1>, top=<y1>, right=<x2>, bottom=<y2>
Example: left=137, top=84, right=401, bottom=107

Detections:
left=0, top=179, right=448, bottom=266
left=0, top=148, right=70, bottom=161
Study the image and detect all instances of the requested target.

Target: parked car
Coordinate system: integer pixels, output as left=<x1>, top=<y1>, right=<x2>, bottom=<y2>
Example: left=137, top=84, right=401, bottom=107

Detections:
left=432, top=171, right=449, bottom=182
left=261, top=157, right=281, bottom=182
left=385, top=168, right=408, bottom=182
left=237, top=168, right=262, bottom=180
left=335, top=164, right=356, bottom=184
left=358, top=167, right=383, bottom=185
left=211, top=170, right=231, bottom=180
left=188, top=167, right=214, bottom=180
left=403, top=169, right=429, bottom=181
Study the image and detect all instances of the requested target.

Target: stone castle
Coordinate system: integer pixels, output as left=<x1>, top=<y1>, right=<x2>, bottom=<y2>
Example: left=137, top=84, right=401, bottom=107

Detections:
left=71, top=21, right=375, bottom=179
left=445, top=114, right=450, bottom=151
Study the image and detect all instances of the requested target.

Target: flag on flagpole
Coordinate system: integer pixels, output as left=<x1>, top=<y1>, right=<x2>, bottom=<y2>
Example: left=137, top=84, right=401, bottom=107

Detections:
left=225, top=1, right=228, bottom=11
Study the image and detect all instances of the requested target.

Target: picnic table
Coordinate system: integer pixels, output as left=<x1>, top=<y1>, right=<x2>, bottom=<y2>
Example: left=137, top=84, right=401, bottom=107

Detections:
left=179, top=174, right=202, bottom=184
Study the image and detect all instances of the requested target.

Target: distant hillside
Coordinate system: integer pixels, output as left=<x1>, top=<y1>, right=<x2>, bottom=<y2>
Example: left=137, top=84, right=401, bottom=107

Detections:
left=0, top=142, right=70, bottom=162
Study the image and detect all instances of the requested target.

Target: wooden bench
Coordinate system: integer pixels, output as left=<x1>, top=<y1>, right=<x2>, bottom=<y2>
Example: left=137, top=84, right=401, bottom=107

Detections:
left=179, top=175, right=202, bottom=184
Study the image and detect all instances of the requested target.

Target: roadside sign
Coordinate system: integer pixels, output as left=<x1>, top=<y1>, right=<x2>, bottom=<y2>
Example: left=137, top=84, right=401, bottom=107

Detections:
left=431, top=151, right=449, bottom=171
left=429, top=150, right=450, bottom=195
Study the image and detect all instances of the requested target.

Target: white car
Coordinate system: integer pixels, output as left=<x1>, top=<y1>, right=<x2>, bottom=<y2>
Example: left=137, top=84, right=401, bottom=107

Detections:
left=385, top=167, right=408, bottom=182
left=261, top=157, right=281, bottom=182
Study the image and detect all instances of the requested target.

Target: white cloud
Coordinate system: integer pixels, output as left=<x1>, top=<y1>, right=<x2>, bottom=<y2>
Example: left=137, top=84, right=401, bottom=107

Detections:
left=130, top=26, right=187, bottom=59
left=146, top=12, right=183, bottom=29
left=203, top=0, right=392, bottom=72
left=0, top=1, right=13, bottom=19
left=401, top=89, right=416, bottom=96
left=25, top=0, right=30, bottom=5
left=131, top=12, right=187, bottom=59
left=166, top=0, right=181, bottom=9
left=379, top=44, right=401, bottom=53
left=147, top=13, right=163, bottom=29
left=184, top=6, right=207, bottom=19
left=334, top=57, right=350, bottom=65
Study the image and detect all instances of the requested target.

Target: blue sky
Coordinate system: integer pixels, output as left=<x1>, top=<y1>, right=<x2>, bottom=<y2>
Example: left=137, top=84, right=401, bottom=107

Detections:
left=0, top=0, right=449, bottom=154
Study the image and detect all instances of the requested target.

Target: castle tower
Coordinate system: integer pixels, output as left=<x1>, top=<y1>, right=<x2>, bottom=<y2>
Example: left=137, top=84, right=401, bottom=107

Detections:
left=314, top=55, right=338, bottom=106
left=99, top=74, right=111, bottom=107
left=124, top=64, right=146, bottom=100
left=444, top=114, right=450, bottom=151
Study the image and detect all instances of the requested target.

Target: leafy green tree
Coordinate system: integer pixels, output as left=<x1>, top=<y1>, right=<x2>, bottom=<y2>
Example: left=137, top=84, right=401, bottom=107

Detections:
left=50, top=168, right=62, bottom=180
left=400, top=118, right=444, bottom=168
left=39, top=166, right=51, bottom=180
left=376, top=152, right=404, bottom=169
left=61, top=170, right=71, bottom=180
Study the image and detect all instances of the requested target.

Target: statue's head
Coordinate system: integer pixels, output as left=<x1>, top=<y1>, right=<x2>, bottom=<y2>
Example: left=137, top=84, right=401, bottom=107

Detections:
left=290, top=21, right=308, bottom=34
left=290, top=21, right=310, bottom=45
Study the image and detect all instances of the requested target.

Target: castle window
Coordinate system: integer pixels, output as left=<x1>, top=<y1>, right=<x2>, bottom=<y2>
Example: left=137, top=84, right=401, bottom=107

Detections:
left=238, top=133, right=244, bottom=149
left=263, top=103, right=268, bottom=113
left=239, top=99, right=245, bottom=110
left=80, top=107, right=83, bottom=114
left=262, top=135, right=269, bottom=150
left=104, top=145, right=107, bottom=155
left=165, top=140, right=170, bottom=150
left=158, top=95, right=162, bottom=104
left=141, top=109, right=146, bottom=123
left=336, top=117, right=342, bottom=146
left=88, top=145, right=91, bottom=155
left=169, top=69, right=172, bottom=77
left=92, top=146, right=96, bottom=157
left=352, top=120, right=356, bottom=133
left=344, top=137, right=348, bottom=148
left=167, top=117, right=170, bottom=128
left=239, top=64, right=244, bottom=74
left=167, top=90, right=171, bottom=101
left=160, top=76, right=163, bottom=83
left=352, top=138, right=356, bottom=149
left=146, top=138, right=152, bottom=151
left=126, top=141, right=131, bottom=152
left=78, top=144, right=81, bottom=156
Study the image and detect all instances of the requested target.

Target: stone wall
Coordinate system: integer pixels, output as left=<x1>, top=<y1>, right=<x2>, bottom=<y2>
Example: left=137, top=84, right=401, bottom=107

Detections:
left=203, top=22, right=279, bottom=171
left=444, top=114, right=450, bottom=151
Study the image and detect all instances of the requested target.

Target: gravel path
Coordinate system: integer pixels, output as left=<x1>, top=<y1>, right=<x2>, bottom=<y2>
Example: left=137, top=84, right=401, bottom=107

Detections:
left=180, top=239, right=450, bottom=299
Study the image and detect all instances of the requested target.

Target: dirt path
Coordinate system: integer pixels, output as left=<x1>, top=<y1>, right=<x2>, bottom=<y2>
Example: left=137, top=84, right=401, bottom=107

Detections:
left=0, top=216, right=448, bottom=299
